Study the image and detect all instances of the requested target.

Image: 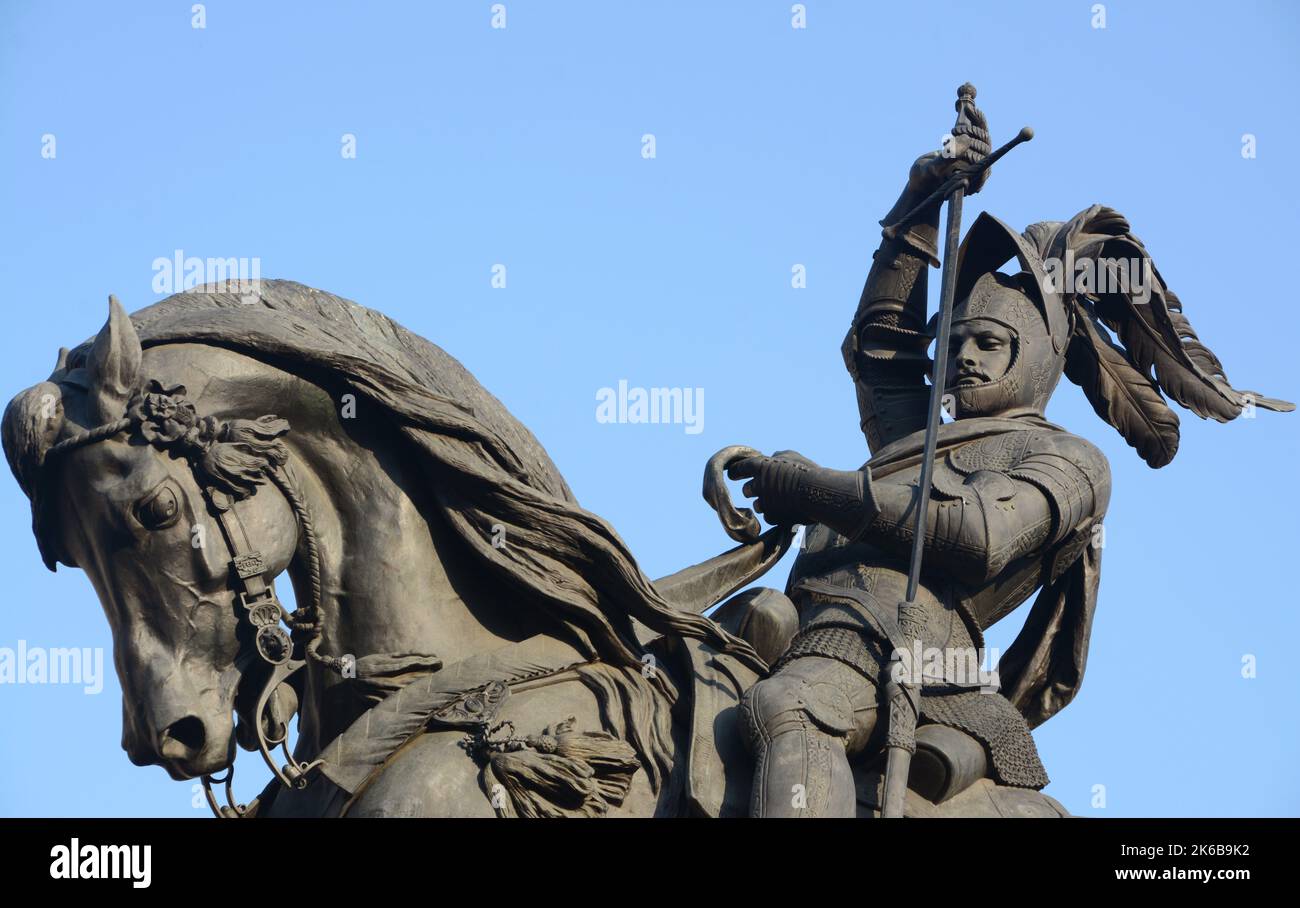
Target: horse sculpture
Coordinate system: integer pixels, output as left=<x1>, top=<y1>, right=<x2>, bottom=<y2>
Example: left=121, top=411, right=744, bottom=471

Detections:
left=3, top=280, right=1069, bottom=817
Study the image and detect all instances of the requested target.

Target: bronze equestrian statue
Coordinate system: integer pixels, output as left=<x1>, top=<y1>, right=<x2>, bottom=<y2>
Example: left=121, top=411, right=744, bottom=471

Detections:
left=2, top=86, right=1289, bottom=817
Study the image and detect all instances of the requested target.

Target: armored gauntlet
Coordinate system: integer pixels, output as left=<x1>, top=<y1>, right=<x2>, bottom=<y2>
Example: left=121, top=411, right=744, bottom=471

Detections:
left=734, top=453, right=880, bottom=539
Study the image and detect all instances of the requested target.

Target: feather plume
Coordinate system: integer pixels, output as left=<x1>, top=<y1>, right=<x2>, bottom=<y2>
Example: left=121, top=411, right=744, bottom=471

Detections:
left=1064, top=302, right=1181, bottom=468
left=1048, top=206, right=1292, bottom=421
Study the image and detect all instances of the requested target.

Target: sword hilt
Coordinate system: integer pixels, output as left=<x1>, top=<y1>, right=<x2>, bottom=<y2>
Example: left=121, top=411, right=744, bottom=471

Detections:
left=882, top=126, right=1034, bottom=241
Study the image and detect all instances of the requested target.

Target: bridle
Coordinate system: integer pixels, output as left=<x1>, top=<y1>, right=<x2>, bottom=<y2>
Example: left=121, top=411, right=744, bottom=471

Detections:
left=43, top=380, right=339, bottom=818
left=193, top=471, right=327, bottom=817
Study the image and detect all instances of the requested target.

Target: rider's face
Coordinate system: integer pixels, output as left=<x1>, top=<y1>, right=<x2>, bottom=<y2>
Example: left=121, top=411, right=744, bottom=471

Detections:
left=945, top=319, right=1014, bottom=392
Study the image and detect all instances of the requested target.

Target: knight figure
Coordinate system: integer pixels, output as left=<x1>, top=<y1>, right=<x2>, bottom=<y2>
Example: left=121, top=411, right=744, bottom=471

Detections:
left=724, top=94, right=1292, bottom=817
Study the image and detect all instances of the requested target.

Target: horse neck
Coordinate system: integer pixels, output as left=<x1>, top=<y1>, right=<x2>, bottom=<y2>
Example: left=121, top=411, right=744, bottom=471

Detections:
left=144, top=342, right=532, bottom=750
left=272, top=384, right=536, bottom=750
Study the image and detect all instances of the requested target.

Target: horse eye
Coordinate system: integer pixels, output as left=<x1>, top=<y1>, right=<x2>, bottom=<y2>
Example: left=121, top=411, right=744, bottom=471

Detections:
left=136, top=485, right=182, bottom=530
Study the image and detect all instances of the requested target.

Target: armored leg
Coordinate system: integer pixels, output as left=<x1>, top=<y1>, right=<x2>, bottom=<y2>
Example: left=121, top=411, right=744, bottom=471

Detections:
left=740, top=655, right=879, bottom=818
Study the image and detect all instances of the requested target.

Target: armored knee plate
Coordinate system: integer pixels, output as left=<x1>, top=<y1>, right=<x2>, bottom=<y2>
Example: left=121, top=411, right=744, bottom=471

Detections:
left=740, top=669, right=857, bottom=754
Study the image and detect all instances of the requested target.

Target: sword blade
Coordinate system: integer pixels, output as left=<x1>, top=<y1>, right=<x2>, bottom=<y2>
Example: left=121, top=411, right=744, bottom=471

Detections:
left=880, top=183, right=965, bottom=820
left=905, top=185, right=964, bottom=603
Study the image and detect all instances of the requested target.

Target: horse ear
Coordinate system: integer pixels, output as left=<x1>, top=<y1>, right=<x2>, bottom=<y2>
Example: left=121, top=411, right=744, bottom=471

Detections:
left=85, top=295, right=141, bottom=424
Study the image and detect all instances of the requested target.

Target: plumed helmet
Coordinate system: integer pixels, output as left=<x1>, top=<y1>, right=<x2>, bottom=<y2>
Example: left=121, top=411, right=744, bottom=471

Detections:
left=946, top=208, right=1292, bottom=466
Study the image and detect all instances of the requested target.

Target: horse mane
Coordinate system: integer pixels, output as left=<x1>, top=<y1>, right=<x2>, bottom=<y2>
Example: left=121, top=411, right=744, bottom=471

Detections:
left=80, top=279, right=577, bottom=503
left=37, top=280, right=762, bottom=691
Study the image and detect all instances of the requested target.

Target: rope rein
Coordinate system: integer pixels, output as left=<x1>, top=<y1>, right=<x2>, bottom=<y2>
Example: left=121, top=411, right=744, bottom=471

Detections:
left=267, top=463, right=341, bottom=674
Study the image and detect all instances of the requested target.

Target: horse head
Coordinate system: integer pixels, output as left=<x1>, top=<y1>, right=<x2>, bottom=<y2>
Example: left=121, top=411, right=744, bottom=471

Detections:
left=3, top=298, right=301, bottom=780
left=3, top=283, right=777, bottom=817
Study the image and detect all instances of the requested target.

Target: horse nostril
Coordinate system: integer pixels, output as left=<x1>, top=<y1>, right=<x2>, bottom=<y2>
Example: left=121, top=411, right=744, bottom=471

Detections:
left=159, top=716, right=206, bottom=761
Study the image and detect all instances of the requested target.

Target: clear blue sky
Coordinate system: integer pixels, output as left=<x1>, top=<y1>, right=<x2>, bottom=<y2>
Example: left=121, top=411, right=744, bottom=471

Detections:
left=2, top=1, right=1297, bottom=817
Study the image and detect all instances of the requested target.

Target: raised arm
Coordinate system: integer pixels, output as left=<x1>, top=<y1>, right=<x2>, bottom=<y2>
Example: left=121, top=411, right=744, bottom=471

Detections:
left=844, top=195, right=937, bottom=454
left=847, top=110, right=987, bottom=455
left=845, top=126, right=991, bottom=454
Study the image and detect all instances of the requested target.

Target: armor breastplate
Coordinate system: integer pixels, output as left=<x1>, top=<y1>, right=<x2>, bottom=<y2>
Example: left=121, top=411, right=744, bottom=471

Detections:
left=790, top=425, right=1102, bottom=637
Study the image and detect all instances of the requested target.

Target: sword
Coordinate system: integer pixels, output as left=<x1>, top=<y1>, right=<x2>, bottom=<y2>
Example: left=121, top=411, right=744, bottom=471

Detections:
left=877, top=84, right=1033, bottom=818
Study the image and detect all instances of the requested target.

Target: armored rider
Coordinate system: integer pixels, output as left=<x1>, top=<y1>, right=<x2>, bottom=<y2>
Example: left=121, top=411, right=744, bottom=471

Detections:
left=727, top=96, right=1290, bottom=817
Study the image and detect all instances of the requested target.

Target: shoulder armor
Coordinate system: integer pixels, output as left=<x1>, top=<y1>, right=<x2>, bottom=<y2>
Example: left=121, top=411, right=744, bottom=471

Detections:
left=948, top=431, right=1035, bottom=475
left=931, top=429, right=1111, bottom=545
left=964, top=469, right=1018, bottom=502
left=932, top=429, right=1041, bottom=500
left=1019, top=432, right=1110, bottom=478
left=1008, top=432, right=1112, bottom=542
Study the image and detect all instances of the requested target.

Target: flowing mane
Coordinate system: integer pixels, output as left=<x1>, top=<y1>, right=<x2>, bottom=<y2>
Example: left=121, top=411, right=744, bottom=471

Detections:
left=96, top=279, right=577, bottom=502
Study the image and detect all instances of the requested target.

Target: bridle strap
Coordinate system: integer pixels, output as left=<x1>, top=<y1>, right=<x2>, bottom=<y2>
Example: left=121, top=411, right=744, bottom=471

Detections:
left=198, top=471, right=328, bottom=817
left=201, top=483, right=296, bottom=667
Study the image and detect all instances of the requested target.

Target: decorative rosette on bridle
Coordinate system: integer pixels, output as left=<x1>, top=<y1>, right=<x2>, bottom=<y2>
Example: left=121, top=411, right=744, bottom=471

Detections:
left=127, top=379, right=291, bottom=499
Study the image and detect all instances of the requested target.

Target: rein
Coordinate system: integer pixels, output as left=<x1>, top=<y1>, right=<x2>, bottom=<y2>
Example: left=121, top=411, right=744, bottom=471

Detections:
left=44, top=380, right=339, bottom=817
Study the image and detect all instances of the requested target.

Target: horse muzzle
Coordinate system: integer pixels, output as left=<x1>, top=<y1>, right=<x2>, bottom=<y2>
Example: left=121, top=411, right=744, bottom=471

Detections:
left=126, top=712, right=235, bottom=780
